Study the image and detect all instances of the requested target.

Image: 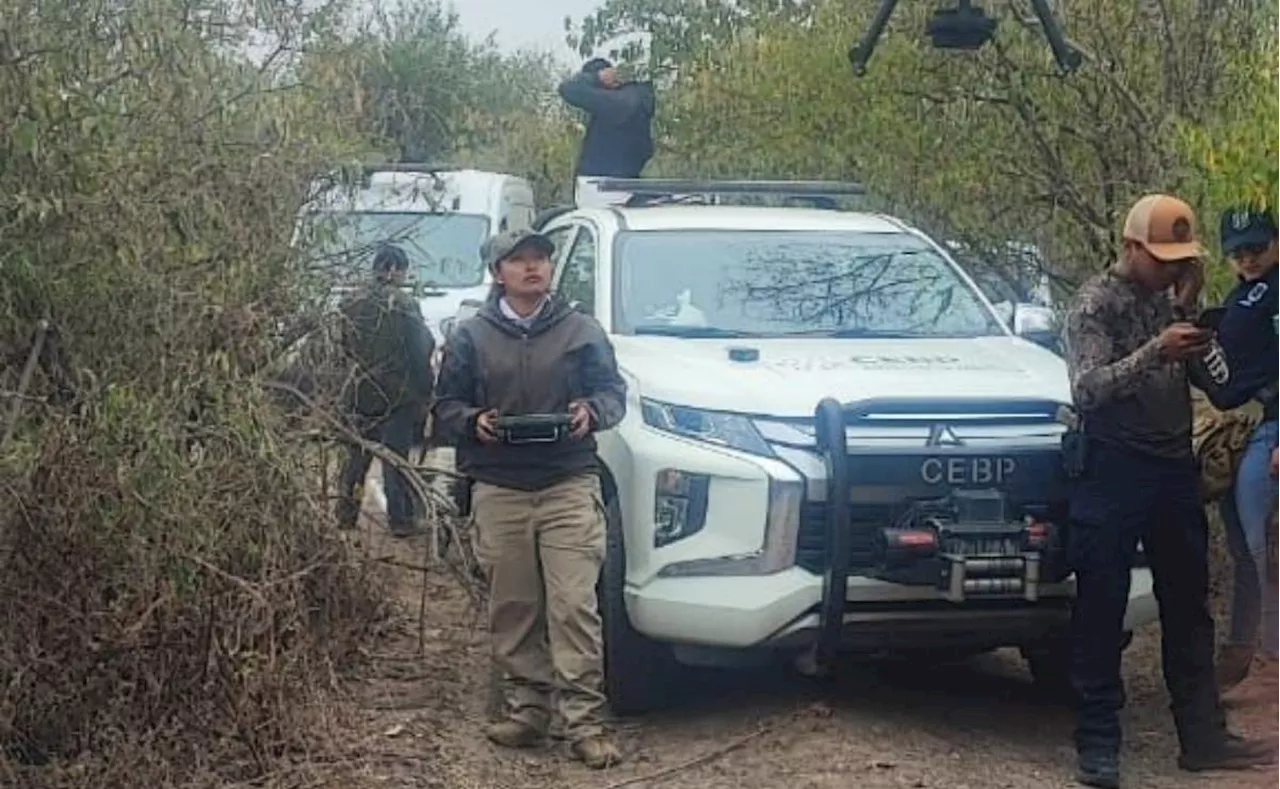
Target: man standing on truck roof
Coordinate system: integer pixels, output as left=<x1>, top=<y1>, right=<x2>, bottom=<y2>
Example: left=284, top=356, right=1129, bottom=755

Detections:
left=1061, top=194, right=1275, bottom=789
left=557, top=58, right=655, bottom=208
left=335, top=244, right=436, bottom=537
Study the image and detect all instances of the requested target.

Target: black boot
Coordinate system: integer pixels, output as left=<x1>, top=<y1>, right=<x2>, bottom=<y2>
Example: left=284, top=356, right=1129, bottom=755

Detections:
left=1076, top=750, right=1120, bottom=789
left=1178, top=732, right=1276, bottom=772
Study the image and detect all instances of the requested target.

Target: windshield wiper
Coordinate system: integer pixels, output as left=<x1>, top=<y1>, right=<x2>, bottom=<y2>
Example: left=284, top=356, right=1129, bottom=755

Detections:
left=633, top=326, right=763, bottom=339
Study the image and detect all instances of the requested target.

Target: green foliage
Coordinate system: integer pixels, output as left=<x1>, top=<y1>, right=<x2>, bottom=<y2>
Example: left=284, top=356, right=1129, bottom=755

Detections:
left=302, top=0, right=581, bottom=206
left=569, top=0, right=816, bottom=78
left=0, top=0, right=384, bottom=783
left=1176, top=32, right=1279, bottom=296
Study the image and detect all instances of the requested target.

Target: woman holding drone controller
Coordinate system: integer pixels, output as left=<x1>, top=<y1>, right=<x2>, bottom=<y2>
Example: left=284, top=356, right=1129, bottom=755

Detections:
left=432, top=228, right=627, bottom=769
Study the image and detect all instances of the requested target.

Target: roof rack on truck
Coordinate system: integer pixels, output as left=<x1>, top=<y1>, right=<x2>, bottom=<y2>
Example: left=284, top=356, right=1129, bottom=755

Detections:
left=584, top=177, right=868, bottom=210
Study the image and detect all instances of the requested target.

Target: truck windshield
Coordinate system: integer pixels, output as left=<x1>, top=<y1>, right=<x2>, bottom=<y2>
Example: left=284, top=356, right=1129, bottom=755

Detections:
left=303, top=211, right=490, bottom=288
left=612, top=229, right=1005, bottom=338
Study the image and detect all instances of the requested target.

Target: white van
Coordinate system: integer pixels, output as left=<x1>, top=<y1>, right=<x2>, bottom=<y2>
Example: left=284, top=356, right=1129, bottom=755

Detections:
left=298, top=164, right=536, bottom=343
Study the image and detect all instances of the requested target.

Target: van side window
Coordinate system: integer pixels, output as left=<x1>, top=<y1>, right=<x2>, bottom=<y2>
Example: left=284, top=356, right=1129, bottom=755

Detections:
left=560, top=228, right=597, bottom=314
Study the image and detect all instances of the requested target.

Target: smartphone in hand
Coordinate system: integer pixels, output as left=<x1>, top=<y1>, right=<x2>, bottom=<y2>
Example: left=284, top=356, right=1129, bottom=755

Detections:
left=1194, top=306, right=1227, bottom=331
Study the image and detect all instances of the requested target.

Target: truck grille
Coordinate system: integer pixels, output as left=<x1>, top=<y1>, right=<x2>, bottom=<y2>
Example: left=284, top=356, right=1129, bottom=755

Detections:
left=796, top=501, right=889, bottom=573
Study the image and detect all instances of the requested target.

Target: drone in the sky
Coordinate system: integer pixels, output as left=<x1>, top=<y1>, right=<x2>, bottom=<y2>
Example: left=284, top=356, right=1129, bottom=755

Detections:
left=849, top=0, right=1083, bottom=76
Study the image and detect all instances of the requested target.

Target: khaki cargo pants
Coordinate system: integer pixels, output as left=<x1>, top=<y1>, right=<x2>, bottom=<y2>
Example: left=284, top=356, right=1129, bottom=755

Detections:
left=473, top=473, right=608, bottom=741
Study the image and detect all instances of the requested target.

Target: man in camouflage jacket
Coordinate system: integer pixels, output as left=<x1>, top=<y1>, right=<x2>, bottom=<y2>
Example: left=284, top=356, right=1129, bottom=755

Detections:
left=335, top=244, right=435, bottom=536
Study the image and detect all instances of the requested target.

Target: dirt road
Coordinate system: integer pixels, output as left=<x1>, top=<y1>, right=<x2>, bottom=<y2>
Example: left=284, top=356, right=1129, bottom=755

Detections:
left=334, top=465, right=1277, bottom=789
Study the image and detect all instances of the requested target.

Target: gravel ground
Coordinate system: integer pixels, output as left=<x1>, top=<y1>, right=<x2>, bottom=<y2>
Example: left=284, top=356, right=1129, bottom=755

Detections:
left=329, top=459, right=1277, bottom=789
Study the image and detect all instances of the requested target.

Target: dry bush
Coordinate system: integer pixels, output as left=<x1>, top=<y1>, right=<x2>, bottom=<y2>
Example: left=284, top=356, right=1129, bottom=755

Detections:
left=0, top=0, right=396, bottom=785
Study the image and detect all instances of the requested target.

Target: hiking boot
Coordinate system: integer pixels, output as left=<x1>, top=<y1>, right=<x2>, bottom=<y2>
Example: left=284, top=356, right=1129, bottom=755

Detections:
left=1178, top=732, right=1277, bottom=772
left=484, top=718, right=544, bottom=749
left=1076, top=751, right=1120, bottom=789
left=570, top=735, right=623, bottom=769
left=1216, top=644, right=1255, bottom=692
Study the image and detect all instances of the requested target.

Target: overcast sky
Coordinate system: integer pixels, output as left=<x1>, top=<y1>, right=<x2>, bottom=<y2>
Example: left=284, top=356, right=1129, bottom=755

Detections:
left=451, top=0, right=605, bottom=63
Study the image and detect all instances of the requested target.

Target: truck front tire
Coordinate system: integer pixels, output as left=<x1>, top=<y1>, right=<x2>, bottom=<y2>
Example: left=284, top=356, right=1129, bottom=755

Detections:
left=598, top=494, right=679, bottom=715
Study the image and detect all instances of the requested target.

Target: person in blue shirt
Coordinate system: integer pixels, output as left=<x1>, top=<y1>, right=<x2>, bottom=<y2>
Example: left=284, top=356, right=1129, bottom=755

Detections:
left=1206, top=206, right=1279, bottom=691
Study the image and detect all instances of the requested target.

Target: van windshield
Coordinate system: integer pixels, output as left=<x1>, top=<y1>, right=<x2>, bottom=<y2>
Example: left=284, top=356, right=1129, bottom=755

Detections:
left=303, top=211, right=491, bottom=288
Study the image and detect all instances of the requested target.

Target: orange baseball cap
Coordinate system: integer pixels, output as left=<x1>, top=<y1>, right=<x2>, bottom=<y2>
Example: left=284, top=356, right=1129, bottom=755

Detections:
left=1122, top=194, right=1205, bottom=262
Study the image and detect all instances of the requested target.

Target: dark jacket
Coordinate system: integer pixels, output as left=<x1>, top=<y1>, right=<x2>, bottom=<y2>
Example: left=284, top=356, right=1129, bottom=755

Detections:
left=432, top=292, right=627, bottom=491
left=1202, top=265, right=1278, bottom=417
left=557, top=70, right=655, bottom=179
left=338, top=281, right=435, bottom=417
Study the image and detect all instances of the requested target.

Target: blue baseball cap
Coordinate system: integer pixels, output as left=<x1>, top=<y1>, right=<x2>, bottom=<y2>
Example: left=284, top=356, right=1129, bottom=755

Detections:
left=1220, top=206, right=1278, bottom=255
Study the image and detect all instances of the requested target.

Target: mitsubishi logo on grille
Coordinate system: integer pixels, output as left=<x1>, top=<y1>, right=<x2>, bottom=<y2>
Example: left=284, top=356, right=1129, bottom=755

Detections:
left=926, top=423, right=964, bottom=447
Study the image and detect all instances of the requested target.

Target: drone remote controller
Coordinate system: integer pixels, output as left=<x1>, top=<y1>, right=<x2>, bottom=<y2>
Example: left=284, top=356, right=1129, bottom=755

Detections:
left=494, top=413, right=574, bottom=445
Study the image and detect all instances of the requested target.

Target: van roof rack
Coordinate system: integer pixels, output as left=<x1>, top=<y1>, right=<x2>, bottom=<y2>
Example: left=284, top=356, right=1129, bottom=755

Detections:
left=359, top=162, right=464, bottom=175
left=588, top=178, right=867, bottom=207
left=326, top=162, right=465, bottom=189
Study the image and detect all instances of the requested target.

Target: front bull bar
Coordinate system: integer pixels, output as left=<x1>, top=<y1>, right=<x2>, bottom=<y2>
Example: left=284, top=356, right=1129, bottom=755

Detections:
left=805, top=395, right=1071, bottom=676
left=812, top=397, right=852, bottom=674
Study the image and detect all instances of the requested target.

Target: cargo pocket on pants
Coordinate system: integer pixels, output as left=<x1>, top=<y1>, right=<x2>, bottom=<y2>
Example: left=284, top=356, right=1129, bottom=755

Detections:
left=587, top=484, right=608, bottom=566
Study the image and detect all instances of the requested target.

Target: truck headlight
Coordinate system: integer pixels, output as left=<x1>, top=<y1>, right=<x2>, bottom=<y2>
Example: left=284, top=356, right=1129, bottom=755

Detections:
left=641, top=398, right=774, bottom=458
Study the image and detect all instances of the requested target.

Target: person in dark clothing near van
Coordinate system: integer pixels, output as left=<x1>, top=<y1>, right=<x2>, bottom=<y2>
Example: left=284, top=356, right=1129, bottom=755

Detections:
left=1061, top=194, right=1274, bottom=789
left=335, top=244, right=436, bottom=536
left=1207, top=206, right=1279, bottom=691
left=433, top=228, right=627, bottom=769
left=558, top=58, right=655, bottom=206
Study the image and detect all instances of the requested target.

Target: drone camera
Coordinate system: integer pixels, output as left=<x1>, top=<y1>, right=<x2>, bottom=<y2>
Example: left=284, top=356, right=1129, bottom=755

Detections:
left=927, top=3, right=998, bottom=50
left=849, top=0, right=1082, bottom=76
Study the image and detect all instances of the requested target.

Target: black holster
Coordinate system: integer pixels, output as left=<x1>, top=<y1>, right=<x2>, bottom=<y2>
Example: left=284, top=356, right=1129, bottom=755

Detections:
left=1061, top=428, right=1090, bottom=480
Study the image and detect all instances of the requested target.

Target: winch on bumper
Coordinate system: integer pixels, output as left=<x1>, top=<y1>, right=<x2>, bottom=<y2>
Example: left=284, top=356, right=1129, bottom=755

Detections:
left=873, top=488, right=1062, bottom=603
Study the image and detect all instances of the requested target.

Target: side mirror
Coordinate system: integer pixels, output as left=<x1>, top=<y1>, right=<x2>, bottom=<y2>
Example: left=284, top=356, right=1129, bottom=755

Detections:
left=1013, top=303, right=1055, bottom=335
left=1012, top=303, right=1061, bottom=354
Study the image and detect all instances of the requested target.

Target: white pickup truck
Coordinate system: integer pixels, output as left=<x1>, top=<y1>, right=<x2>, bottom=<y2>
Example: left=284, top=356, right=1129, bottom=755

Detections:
left=512, top=179, right=1158, bottom=714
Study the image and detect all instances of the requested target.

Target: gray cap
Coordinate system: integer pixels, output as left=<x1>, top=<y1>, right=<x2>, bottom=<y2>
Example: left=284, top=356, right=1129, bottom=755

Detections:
left=482, top=228, right=555, bottom=271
